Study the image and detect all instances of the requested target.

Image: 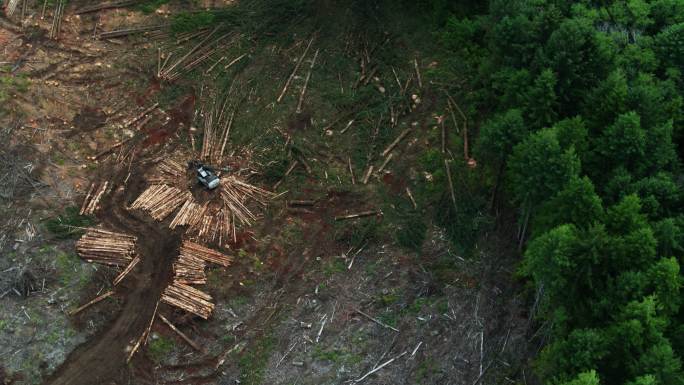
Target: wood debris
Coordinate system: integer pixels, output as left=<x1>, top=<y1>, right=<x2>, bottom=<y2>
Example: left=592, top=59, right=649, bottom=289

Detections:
left=180, top=240, right=232, bottom=267
left=74, top=0, right=134, bottom=15
left=49, top=0, right=66, bottom=40
left=158, top=314, right=203, bottom=351
left=161, top=281, right=214, bottom=319
left=335, top=210, right=381, bottom=221
left=130, top=184, right=192, bottom=221
left=200, top=92, right=235, bottom=165
left=76, top=228, right=136, bottom=266
left=69, top=290, right=114, bottom=316
left=278, top=37, right=314, bottom=103
left=5, top=0, right=21, bottom=17
left=296, top=49, right=320, bottom=113
left=113, top=255, right=141, bottom=285
left=381, top=128, right=412, bottom=158
left=99, top=24, right=167, bottom=39
left=159, top=28, right=234, bottom=82
left=80, top=182, right=110, bottom=215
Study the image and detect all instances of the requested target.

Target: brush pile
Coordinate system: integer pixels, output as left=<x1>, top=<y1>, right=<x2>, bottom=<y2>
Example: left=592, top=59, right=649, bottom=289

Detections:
left=76, top=228, right=137, bottom=266
left=80, top=182, right=110, bottom=215
left=161, top=281, right=214, bottom=319
left=130, top=184, right=192, bottom=221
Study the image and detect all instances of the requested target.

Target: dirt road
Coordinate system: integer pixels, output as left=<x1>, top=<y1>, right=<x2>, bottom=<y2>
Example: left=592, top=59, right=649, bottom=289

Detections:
left=45, top=170, right=181, bottom=385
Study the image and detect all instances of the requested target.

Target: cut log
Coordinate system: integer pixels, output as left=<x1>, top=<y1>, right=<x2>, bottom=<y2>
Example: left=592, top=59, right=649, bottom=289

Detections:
left=335, top=210, right=381, bottom=221
left=69, top=290, right=114, bottom=316
left=158, top=314, right=203, bottom=351
left=113, top=255, right=141, bottom=285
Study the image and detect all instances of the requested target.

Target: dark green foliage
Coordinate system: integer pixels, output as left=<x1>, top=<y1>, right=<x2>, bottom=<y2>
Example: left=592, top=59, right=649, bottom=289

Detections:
left=533, top=176, right=603, bottom=233
left=544, top=18, right=614, bottom=116
left=136, top=0, right=170, bottom=14
left=508, top=128, right=580, bottom=205
left=558, top=370, right=601, bottom=385
left=476, top=108, right=527, bottom=163
left=171, top=11, right=216, bottom=34
left=44, top=207, right=94, bottom=239
left=655, top=22, right=684, bottom=71
left=433, top=0, right=684, bottom=382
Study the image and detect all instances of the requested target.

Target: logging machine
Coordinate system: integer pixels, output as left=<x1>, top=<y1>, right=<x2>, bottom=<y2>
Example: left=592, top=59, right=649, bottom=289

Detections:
left=189, top=161, right=220, bottom=190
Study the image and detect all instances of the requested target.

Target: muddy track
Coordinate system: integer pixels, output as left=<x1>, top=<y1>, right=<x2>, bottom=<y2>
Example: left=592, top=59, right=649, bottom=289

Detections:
left=46, top=166, right=182, bottom=385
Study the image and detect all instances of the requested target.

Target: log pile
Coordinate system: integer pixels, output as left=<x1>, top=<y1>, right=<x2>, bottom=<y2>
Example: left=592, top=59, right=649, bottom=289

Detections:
left=169, top=200, right=207, bottom=229
left=149, top=159, right=187, bottom=186
left=220, top=176, right=274, bottom=226
left=80, top=182, right=110, bottom=215
left=187, top=209, right=233, bottom=246
left=76, top=228, right=136, bottom=266
left=161, top=281, right=214, bottom=319
left=173, top=252, right=207, bottom=285
left=180, top=240, right=232, bottom=267
left=200, top=93, right=235, bottom=165
left=130, top=184, right=192, bottom=221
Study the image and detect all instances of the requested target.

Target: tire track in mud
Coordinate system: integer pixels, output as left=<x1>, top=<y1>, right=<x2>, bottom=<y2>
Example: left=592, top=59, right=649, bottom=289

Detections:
left=46, top=170, right=182, bottom=385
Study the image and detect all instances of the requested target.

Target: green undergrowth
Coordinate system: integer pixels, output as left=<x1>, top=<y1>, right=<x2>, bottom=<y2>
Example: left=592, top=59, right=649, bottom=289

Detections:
left=44, top=207, right=94, bottom=239
left=239, top=333, right=276, bottom=385
left=147, top=335, right=175, bottom=363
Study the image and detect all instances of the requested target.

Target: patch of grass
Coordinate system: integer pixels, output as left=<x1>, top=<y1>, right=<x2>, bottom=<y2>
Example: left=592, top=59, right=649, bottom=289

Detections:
left=147, top=335, right=175, bottom=363
left=334, top=218, right=381, bottom=249
left=312, top=346, right=363, bottom=366
left=414, top=358, right=438, bottom=383
left=172, top=11, right=216, bottom=34
left=407, top=297, right=430, bottom=314
left=44, top=206, right=94, bottom=239
left=378, top=310, right=399, bottom=329
left=230, top=296, right=248, bottom=308
left=239, top=334, right=276, bottom=385
left=380, top=292, right=400, bottom=306
left=45, top=329, right=61, bottom=344
left=323, top=258, right=346, bottom=277
left=56, top=252, right=84, bottom=287
left=0, top=75, right=29, bottom=103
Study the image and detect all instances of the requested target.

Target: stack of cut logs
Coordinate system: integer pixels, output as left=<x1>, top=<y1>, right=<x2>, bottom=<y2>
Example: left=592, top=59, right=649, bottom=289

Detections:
left=149, top=159, right=187, bottom=187
left=80, top=182, right=110, bottom=215
left=130, top=184, right=192, bottom=220
left=180, top=240, right=232, bottom=267
left=76, top=228, right=136, bottom=266
left=188, top=209, right=232, bottom=246
left=169, top=200, right=207, bottom=229
left=164, top=241, right=231, bottom=318
left=173, top=252, right=206, bottom=285
left=220, top=176, right=274, bottom=226
left=161, top=281, right=214, bottom=319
